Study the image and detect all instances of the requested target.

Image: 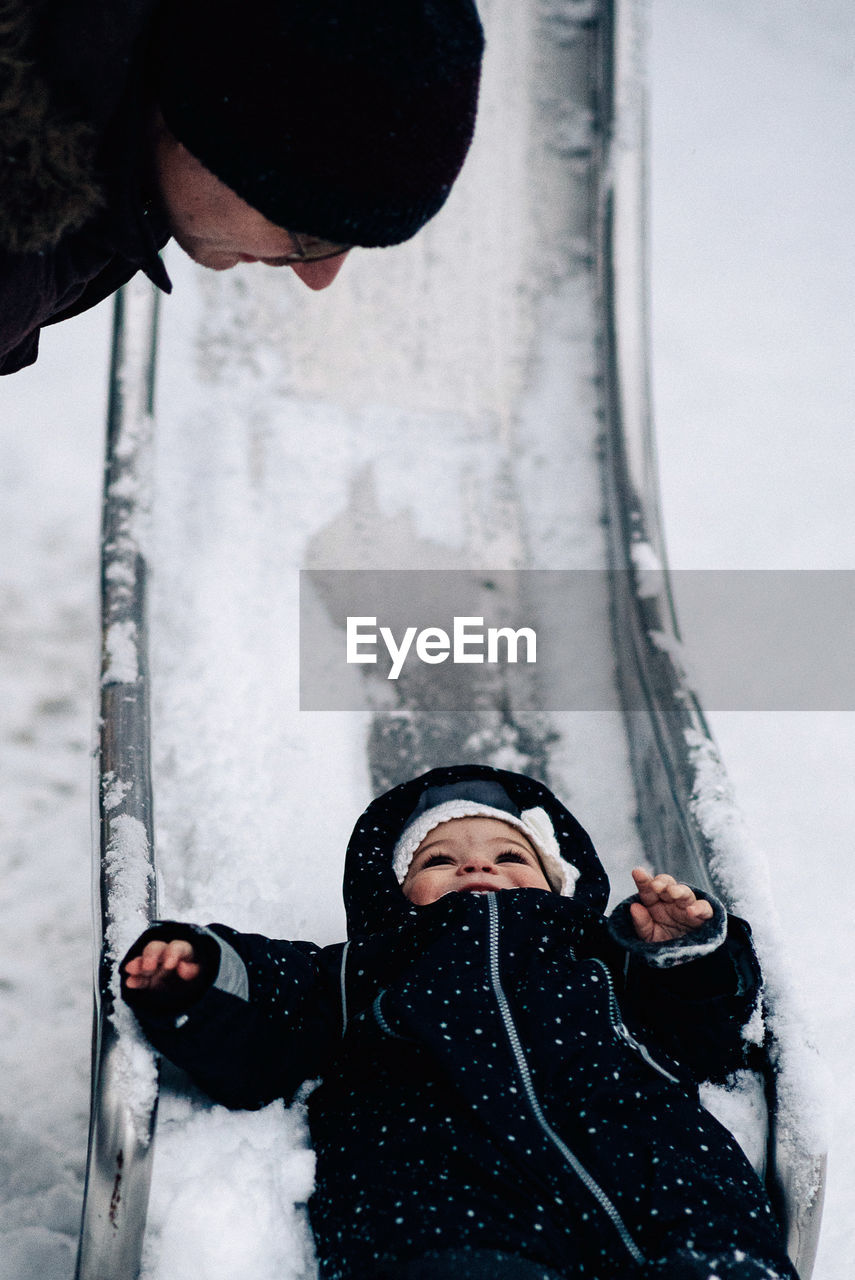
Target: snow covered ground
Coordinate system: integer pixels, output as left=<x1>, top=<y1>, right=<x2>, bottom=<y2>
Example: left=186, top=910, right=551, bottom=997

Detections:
left=0, top=1, right=852, bottom=1277
left=0, top=308, right=106, bottom=1280
left=650, top=3, right=855, bottom=1274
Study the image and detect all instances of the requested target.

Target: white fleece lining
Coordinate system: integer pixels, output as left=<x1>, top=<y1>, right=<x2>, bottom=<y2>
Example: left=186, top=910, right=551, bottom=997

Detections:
left=606, top=893, right=728, bottom=968
left=392, top=800, right=580, bottom=897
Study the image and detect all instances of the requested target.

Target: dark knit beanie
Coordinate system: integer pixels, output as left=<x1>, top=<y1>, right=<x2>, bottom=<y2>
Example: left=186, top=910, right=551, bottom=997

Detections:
left=150, top=0, right=484, bottom=248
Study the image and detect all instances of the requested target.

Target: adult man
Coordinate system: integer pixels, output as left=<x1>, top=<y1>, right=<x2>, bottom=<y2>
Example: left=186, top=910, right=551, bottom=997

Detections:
left=0, top=0, right=484, bottom=374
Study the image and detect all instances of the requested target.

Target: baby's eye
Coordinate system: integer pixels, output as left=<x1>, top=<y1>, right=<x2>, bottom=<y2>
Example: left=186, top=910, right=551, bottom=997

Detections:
left=421, top=853, right=455, bottom=868
left=496, top=851, right=528, bottom=864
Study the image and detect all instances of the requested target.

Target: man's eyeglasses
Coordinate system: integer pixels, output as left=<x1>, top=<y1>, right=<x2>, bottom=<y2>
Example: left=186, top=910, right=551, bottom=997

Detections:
left=280, top=231, right=353, bottom=264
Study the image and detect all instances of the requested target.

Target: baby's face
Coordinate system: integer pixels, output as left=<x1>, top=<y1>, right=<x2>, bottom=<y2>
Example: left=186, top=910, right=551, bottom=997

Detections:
left=401, top=817, right=551, bottom=905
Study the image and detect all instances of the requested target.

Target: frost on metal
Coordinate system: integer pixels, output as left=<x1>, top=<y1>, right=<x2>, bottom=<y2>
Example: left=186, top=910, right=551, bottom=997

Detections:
left=110, top=410, right=155, bottom=562
left=108, top=999, right=160, bottom=1146
left=108, top=470, right=141, bottom=501
left=104, top=813, right=155, bottom=962
left=684, top=729, right=775, bottom=928
left=102, top=770, right=133, bottom=812
left=103, top=619, right=139, bottom=685
left=539, top=0, right=600, bottom=38
left=101, top=812, right=159, bottom=1141
left=684, top=728, right=829, bottom=1172
left=645, top=626, right=702, bottom=698
left=629, top=538, right=664, bottom=598
left=105, top=437, right=154, bottom=569
left=545, top=102, right=596, bottom=157
left=105, top=558, right=137, bottom=590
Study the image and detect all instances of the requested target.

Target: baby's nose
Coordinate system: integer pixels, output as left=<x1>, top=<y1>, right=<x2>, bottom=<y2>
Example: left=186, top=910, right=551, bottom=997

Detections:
left=461, top=859, right=496, bottom=874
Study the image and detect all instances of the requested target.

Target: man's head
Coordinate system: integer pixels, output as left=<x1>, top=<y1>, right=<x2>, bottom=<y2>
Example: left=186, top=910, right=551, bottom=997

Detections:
left=152, top=115, right=350, bottom=288
left=149, top=0, right=484, bottom=279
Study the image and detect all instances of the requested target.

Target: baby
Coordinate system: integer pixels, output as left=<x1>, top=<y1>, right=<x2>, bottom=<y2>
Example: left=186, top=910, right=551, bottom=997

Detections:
left=121, top=764, right=796, bottom=1280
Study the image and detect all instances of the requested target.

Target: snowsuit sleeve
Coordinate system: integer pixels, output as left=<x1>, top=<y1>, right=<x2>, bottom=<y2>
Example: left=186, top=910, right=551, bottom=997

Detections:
left=121, top=921, right=342, bottom=1110
left=606, top=890, right=763, bottom=1083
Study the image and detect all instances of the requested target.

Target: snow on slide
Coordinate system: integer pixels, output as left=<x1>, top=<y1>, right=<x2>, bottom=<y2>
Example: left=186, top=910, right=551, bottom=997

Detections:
left=140, top=3, right=643, bottom=1274
left=0, top=1, right=828, bottom=1278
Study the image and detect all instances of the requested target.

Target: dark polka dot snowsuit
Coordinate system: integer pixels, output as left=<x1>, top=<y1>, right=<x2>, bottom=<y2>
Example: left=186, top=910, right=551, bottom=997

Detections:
left=124, top=765, right=797, bottom=1280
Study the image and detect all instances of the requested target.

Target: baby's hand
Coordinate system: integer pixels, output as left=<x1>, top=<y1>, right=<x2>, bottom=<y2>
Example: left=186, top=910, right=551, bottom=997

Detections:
left=629, top=868, right=713, bottom=944
left=123, top=938, right=201, bottom=991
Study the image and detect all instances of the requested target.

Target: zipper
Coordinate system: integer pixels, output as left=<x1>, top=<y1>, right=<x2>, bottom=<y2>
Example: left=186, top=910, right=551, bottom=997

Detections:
left=486, top=895, right=645, bottom=1267
left=372, top=989, right=409, bottom=1040
left=591, top=958, right=681, bottom=1085
left=339, top=940, right=350, bottom=1037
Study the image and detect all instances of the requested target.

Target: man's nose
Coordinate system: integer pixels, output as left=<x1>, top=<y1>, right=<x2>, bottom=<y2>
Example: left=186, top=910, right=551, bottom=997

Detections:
left=290, top=252, right=351, bottom=291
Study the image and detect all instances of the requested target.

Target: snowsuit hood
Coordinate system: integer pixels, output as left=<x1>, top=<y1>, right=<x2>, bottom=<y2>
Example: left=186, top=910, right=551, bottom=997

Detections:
left=342, top=764, right=610, bottom=938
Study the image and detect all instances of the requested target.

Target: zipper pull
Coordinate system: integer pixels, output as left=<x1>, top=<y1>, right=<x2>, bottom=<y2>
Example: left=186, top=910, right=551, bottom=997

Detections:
left=617, top=1022, right=681, bottom=1084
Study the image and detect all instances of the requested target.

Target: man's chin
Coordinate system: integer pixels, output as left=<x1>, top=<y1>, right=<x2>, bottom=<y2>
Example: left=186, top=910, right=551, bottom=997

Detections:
left=174, top=237, right=240, bottom=271
left=193, top=253, right=242, bottom=272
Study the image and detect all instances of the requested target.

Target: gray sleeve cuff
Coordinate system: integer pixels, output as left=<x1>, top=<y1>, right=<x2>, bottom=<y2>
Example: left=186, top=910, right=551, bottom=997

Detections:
left=198, top=927, right=250, bottom=1001
left=607, top=888, right=728, bottom=968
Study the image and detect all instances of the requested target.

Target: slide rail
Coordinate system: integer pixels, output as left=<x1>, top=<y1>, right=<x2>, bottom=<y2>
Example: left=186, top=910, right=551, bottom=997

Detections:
left=72, top=4, right=824, bottom=1275
left=75, top=277, right=161, bottom=1280
left=596, top=3, right=826, bottom=1273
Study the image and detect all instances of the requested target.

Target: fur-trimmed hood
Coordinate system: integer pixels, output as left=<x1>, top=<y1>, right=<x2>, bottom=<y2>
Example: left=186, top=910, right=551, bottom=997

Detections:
left=342, top=763, right=610, bottom=938
left=0, top=0, right=103, bottom=252
left=0, top=0, right=171, bottom=375
left=0, top=0, right=157, bottom=254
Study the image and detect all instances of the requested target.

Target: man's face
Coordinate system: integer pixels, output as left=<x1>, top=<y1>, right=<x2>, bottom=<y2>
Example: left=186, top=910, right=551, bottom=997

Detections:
left=401, top=817, right=551, bottom=905
left=152, top=117, right=350, bottom=290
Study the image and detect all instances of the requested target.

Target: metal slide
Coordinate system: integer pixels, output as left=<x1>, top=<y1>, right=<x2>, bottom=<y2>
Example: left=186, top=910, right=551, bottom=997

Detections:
left=595, top=5, right=826, bottom=1274
left=75, top=278, right=161, bottom=1278
left=75, top=1, right=824, bottom=1275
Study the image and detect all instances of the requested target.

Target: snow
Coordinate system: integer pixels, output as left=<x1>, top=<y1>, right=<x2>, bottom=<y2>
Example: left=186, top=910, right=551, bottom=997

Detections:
left=102, top=814, right=155, bottom=969
left=0, top=310, right=105, bottom=1279
left=143, top=1099, right=316, bottom=1280
left=102, top=620, right=139, bottom=684
left=650, top=2, right=855, bottom=1272
left=685, top=727, right=829, bottom=1171
left=699, top=1072, right=768, bottom=1182
left=0, top=1, right=852, bottom=1278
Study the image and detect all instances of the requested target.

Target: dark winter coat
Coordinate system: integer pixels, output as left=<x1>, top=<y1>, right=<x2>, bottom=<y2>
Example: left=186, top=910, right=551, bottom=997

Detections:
left=122, top=765, right=797, bottom=1280
left=0, top=0, right=171, bottom=375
